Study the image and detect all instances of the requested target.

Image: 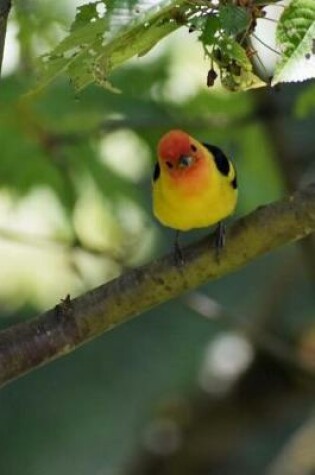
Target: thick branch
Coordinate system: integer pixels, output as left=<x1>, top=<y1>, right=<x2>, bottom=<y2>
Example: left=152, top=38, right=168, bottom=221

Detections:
left=0, top=184, right=315, bottom=388
left=0, top=0, right=11, bottom=76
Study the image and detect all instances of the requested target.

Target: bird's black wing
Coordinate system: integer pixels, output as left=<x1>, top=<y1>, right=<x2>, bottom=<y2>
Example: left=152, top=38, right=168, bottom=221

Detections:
left=202, top=143, right=230, bottom=176
left=203, top=142, right=237, bottom=189
left=153, top=162, right=160, bottom=182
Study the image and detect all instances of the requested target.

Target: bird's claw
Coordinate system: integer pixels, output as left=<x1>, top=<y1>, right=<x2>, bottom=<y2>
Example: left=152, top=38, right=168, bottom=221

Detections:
left=174, top=242, right=184, bottom=267
left=214, top=222, right=226, bottom=262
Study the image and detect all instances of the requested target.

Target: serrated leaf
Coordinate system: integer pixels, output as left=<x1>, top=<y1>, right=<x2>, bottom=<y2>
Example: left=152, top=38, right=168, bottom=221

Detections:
left=219, top=5, right=250, bottom=36
left=272, top=0, right=315, bottom=85
left=35, top=0, right=188, bottom=93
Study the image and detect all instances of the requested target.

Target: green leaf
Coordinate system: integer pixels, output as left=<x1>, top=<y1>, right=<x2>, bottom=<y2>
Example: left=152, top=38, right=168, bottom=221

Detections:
left=214, top=37, right=265, bottom=91
left=219, top=37, right=251, bottom=70
left=219, top=5, right=250, bottom=36
left=71, top=2, right=102, bottom=32
left=35, top=0, right=188, bottom=93
left=195, top=5, right=250, bottom=46
left=199, top=15, right=220, bottom=46
left=272, top=0, right=315, bottom=85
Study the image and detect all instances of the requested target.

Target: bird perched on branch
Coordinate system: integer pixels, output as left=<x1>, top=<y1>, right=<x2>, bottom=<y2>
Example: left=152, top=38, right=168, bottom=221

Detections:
left=152, top=129, right=238, bottom=262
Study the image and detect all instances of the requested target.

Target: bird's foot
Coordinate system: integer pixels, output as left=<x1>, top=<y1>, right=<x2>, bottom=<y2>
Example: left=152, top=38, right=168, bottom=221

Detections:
left=174, top=241, right=184, bottom=267
left=214, top=222, right=226, bottom=262
left=173, top=230, right=184, bottom=267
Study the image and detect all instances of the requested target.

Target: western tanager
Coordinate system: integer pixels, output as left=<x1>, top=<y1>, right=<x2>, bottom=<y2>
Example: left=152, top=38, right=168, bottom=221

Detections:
left=152, top=129, right=238, bottom=260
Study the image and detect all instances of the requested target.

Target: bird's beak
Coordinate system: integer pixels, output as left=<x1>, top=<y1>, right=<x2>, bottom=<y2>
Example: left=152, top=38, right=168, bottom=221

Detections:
left=178, top=155, right=194, bottom=168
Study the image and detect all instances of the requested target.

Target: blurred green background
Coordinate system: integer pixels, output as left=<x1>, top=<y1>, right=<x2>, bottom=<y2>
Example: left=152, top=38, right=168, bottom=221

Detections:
left=0, top=1, right=314, bottom=474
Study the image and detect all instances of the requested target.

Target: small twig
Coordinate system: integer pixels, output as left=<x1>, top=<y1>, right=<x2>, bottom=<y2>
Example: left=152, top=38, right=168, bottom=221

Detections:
left=261, top=17, right=278, bottom=23
left=252, top=33, right=281, bottom=55
left=0, top=0, right=12, bottom=76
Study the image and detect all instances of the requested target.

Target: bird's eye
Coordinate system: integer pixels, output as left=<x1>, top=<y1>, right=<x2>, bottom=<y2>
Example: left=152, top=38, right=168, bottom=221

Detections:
left=190, top=144, right=197, bottom=152
left=166, top=161, right=173, bottom=169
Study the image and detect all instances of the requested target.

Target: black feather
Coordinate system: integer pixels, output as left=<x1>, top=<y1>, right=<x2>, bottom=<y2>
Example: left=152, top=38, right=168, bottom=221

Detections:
left=153, top=162, right=160, bottom=182
left=231, top=175, right=238, bottom=189
left=203, top=143, right=230, bottom=176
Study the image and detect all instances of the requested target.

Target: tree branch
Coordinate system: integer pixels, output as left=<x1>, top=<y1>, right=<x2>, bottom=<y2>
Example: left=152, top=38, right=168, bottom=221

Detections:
left=0, top=0, right=11, bottom=76
left=0, top=184, right=315, bottom=388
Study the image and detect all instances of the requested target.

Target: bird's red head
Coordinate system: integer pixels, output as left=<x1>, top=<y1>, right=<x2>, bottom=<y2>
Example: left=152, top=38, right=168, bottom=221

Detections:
left=157, top=129, right=206, bottom=181
left=158, top=129, right=191, bottom=163
left=156, top=129, right=212, bottom=196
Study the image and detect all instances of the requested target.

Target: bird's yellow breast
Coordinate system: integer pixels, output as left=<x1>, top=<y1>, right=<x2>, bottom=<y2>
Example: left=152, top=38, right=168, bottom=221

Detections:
left=152, top=154, right=237, bottom=231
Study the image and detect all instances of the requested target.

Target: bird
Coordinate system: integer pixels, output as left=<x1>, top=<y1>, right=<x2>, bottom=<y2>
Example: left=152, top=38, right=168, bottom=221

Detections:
left=152, top=129, right=238, bottom=262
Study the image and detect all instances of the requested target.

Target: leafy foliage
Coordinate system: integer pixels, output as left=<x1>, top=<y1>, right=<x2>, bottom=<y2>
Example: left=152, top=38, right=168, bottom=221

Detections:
left=37, top=0, right=188, bottom=92
left=35, top=0, right=267, bottom=93
left=272, top=0, right=315, bottom=84
left=189, top=5, right=260, bottom=90
left=34, top=0, right=315, bottom=93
